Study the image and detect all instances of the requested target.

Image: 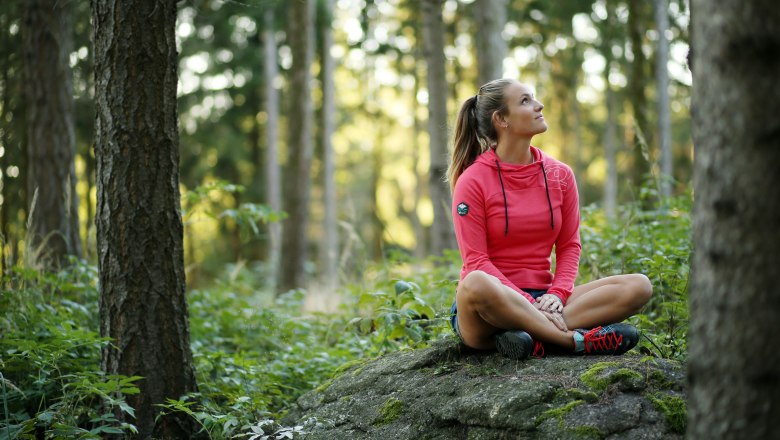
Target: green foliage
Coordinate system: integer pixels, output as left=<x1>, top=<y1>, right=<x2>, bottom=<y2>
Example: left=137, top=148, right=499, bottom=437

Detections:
left=183, top=180, right=286, bottom=233
left=0, top=196, right=691, bottom=438
left=580, top=194, right=691, bottom=360
left=0, top=261, right=139, bottom=438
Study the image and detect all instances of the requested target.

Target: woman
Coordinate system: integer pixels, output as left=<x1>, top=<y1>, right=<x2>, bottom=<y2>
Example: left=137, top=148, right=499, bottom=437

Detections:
left=448, top=79, right=652, bottom=359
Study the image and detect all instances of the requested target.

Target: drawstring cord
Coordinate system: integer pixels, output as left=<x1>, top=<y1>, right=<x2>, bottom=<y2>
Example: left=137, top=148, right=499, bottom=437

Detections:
left=495, top=156, right=555, bottom=235
left=541, top=162, right=554, bottom=230
left=495, top=160, right=510, bottom=236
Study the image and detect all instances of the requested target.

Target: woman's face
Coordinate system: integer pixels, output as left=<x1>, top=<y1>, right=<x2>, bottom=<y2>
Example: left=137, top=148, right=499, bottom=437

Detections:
left=497, top=82, right=547, bottom=138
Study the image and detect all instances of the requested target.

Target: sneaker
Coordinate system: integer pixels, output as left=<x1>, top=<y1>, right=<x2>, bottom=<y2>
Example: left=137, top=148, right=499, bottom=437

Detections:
left=574, top=324, right=639, bottom=355
left=494, top=330, right=534, bottom=360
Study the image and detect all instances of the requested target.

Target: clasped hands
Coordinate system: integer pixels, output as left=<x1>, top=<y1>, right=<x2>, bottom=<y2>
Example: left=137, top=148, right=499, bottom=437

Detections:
left=534, top=293, right=567, bottom=331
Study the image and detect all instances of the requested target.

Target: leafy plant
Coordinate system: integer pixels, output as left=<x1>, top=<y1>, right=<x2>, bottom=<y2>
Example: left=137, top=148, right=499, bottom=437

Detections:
left=579, top=194, right=691, bottom=360
left=0, top=261, right=139, bottom=438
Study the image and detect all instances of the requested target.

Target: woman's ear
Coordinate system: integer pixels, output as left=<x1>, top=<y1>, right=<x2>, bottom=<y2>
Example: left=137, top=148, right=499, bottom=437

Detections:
left=492, top=111, right=507, bottom=129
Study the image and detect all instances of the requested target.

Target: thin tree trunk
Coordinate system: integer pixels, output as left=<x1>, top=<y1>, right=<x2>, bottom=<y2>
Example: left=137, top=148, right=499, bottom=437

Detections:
left=22, top=0, right=82, bottom=269
left=318, top=0, right=337, bottom=287
left=654, top=0, right=673, bottom=198
left=474, top=0, right=507, bottom=85
left=627, top=0, right=651, bottom=192
left=92, top=1, right=198, bottom=437
left=601, top=0, right=619, bottom=219
left=0, top=13, right=9, bottom=277
left=689, top=1, right=780, bottom=438
left=572, top=91, right=584, bottom=191
left=421, top=0, right=454, bottom=255
left=279, top=0, right=315, bottom=292
left=84, top=146, right=94, bottom=260
left=604, top=75, right=618, bottom=220
left=370, top=121, right=385, bottom=260
left=411, top=65, right=427, bottom=258
left=263, top=8, right=282, bottom=290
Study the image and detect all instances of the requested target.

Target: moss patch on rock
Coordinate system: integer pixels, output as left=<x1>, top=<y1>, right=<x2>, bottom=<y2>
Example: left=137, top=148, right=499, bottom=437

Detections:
left=536, top=400, right=584, bottom=426
left=557, top=387, right=600, bottom=403
left=647, top=392, right=687, bottom=433
left=571, top=425, right=604, bottom=439
left=579, top=362, right=644, bottom=391
left=374, top=397, right=404, bottom=426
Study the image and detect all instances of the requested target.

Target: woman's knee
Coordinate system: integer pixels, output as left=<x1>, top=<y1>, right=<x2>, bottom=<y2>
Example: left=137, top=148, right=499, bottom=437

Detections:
left=624, top=274, right=652, bottom=309
left=457, top=271, right=502, bottom=308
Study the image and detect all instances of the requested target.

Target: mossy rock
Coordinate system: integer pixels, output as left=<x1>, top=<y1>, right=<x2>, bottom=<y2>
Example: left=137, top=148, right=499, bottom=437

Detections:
left=286, top=338, right=686, bottom=439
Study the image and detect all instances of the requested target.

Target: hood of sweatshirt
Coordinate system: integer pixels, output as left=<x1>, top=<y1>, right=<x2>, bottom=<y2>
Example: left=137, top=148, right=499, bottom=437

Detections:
left=473, top=146, right=554, bottom=234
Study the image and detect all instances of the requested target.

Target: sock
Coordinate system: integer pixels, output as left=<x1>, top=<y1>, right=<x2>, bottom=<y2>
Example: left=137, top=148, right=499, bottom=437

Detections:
left=573, top=331, right=585, bottom=353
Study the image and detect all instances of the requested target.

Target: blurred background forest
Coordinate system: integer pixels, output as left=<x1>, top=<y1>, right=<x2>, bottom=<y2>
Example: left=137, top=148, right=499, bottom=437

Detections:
left=0, top=0, right=693, bottom=437
left=0, top=0, right=690, bottom=290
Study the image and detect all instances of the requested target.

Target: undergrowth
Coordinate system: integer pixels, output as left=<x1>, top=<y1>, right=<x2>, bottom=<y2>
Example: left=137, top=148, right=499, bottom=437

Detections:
left=0, top=195, right=690, bottom=438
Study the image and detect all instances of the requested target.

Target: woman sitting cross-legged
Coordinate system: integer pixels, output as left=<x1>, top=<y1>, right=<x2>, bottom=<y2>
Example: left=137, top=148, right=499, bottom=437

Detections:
left=448, top=78, right=652, bottom=359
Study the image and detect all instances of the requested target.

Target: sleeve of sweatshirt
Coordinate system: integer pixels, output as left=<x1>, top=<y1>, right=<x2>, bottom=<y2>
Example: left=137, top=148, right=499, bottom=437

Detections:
left=547, top=166, right=582, bottom=305
left=452, top=174, right=536, bottom=304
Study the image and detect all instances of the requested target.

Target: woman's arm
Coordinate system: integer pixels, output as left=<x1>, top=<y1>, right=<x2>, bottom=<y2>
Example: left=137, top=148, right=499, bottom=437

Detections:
left=452, top=175, right=536, bottom=304
left=547, top=165, right=582, bottom=305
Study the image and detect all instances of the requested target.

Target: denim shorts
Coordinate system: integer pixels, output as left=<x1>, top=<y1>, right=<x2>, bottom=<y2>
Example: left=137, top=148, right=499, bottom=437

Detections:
left=450, top=288, right=548, bottom=340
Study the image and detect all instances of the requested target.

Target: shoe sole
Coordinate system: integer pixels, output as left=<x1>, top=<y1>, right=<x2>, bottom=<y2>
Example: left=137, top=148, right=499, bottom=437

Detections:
left=495, top=331, right=533, bottom=360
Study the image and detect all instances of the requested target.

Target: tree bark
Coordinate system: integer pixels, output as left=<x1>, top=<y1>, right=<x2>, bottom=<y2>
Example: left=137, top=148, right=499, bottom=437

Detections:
left=279, top=0, right=315, bottom=292
left=92, top=1, right=198, bottom=438
left=318, top=0, right=338, bottom=288
left=689, top=1, right=780, bottom=438
left=654, top=0, right=673, bottom=198
left=627, top=0, right=651, bottom=191
left=421, top=0, right=455, bottom=255
left=22, top=0, right=82, bottom=269
left=474, top=0, right=507, bottom=86
left=411, top=63, right=428, bottom=258
left=604, top=75, right=618, bottom=220
left=263, top=8, right=282, bottom=290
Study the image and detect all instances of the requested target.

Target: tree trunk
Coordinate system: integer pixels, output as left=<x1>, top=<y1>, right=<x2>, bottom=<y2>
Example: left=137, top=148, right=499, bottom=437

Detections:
left=604, top=75, right=618, bottom=220
left=421, top=0, right=455, bottom=255
left=474, top=0, right=507, bottom=85
left=627, top=0, right=651, bottom=191
left=411, top=64, right=427, bottom=258
left=1, top=13, right=10, bottom=277
left=263, top=8, right=282, bottom=291
left=601, top=0, right=619, bottom=219
left=279, top=0, right=315, bottom=293
left=689, top=1, right=780, bottom=438
left=92, top=1, right=198, bottom=438
left=22, top=0, right=82, bottom=269
left=370, top=121, right=385, bottom=260
left=654, top=0, right=673, bottom=198
left=318, top=0, right=338, bottom=288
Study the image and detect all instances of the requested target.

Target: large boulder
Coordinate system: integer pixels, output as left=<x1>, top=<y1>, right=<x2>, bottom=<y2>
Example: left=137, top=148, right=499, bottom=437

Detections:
left=286, top=338, right=686, bottom=439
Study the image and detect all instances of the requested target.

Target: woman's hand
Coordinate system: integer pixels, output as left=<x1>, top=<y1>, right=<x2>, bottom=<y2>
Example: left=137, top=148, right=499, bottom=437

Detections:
left=542, top=310, right=568, bottom=331
left=534, top=300, right=568, bottom=331
left=536, top=293, right=563, bottom=313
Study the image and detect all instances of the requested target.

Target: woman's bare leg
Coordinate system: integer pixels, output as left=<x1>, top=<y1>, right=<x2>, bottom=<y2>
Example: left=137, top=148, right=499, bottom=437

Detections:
left=456, top=271, right=575, bottom=350
left=562, top=274, right=652, bottom=330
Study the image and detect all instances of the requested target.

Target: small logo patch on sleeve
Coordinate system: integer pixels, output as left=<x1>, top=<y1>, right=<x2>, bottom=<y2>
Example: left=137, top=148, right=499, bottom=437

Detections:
left=457, top=202, right=469, bottom=216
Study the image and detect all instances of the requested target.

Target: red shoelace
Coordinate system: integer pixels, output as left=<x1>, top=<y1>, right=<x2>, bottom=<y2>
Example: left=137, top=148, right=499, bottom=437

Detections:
left=532, top=340, right=545, bottom=357
left=583, top=326, right=623, bottom=354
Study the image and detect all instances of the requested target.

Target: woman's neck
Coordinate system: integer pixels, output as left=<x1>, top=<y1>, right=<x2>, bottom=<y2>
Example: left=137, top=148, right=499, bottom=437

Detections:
left=495, top=137, right=534, bottom=164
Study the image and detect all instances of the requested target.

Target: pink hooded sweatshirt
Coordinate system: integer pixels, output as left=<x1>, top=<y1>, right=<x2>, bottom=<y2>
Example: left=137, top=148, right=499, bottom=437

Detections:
left=452, top=146, right=581, bottom=305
